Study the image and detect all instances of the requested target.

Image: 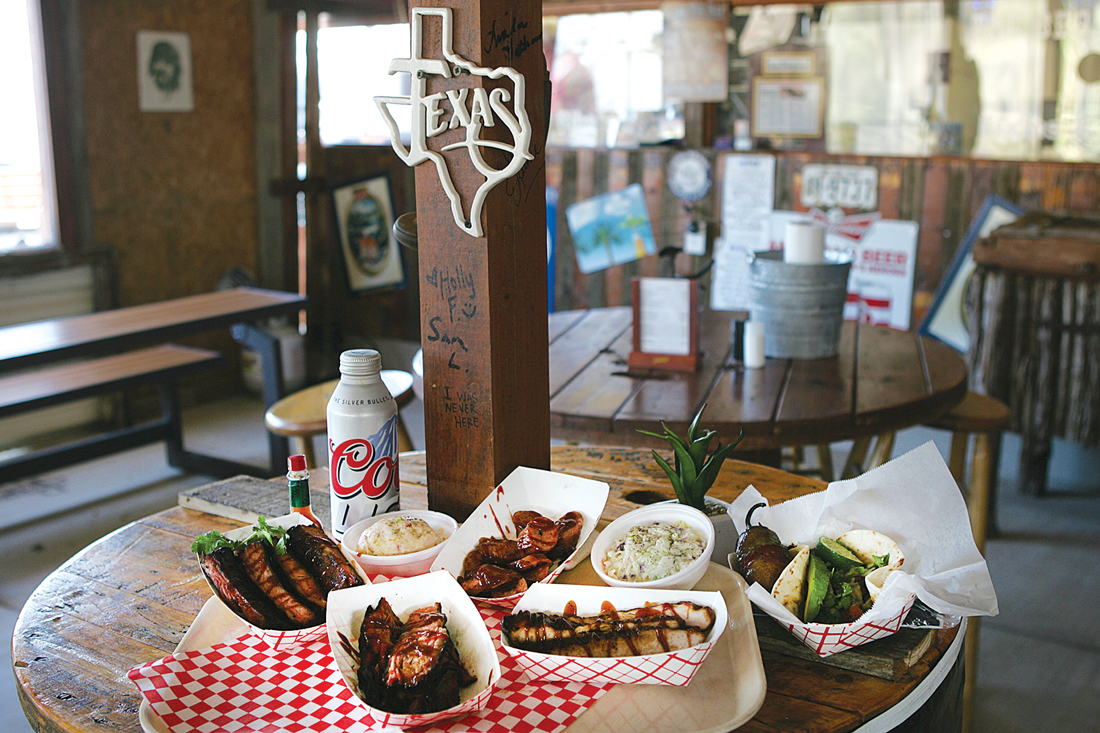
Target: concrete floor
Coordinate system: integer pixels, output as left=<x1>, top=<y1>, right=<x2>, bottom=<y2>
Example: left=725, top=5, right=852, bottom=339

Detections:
left=3, top=367, right=1100, bottom=732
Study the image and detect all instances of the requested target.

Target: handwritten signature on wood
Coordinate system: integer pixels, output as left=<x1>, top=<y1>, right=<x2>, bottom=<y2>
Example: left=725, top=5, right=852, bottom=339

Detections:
left=424, top=264, right=477, bottom=373
left=483, top=15, right=541, bottom=61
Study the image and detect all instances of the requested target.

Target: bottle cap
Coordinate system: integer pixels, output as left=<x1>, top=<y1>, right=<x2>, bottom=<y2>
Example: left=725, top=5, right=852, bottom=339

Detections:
left=339, top=348, right=382, bottom=376
left=287, top=454, right=308, bottom=472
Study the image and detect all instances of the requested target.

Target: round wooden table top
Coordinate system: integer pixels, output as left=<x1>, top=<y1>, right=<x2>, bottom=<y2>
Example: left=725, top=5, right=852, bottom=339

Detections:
left=548, top=308, right=968, bottom=453
left=12, top=446, right=960, bottom=733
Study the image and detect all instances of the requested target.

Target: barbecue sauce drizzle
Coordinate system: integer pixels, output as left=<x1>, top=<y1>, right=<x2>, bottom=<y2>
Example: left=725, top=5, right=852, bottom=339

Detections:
left=552, top=601, right=675, bottom=655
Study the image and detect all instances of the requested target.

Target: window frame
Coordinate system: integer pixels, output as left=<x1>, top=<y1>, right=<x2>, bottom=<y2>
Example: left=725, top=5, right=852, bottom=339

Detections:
left=1, top=0, right=90, bottom=274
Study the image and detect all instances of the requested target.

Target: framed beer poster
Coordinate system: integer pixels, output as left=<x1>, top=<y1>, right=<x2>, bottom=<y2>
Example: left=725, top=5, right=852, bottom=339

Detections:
left=332, top=174, right=406, bottom=292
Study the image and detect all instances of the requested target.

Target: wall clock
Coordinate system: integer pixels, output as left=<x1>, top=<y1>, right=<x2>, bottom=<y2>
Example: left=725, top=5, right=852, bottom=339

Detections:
left=667, top=149, right=712, bottom=203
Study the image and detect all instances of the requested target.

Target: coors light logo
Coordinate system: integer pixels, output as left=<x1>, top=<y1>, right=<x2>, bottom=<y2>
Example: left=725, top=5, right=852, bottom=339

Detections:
left=329, top=414, right=399, bottom=501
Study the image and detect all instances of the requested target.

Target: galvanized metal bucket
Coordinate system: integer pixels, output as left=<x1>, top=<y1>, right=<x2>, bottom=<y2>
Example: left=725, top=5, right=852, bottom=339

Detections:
left=748, top=250, right=852, bottom=359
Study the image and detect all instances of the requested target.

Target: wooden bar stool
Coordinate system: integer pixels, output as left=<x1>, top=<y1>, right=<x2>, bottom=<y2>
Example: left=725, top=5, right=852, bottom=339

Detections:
left=925, top=391, right=1010, bottom=550
left=264, top=369, right=415, bottom=469
left=923, top=390, right=1011, bottom=733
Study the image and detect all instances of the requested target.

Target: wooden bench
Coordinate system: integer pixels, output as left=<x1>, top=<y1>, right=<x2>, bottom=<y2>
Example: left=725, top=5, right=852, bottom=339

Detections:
left=0, top=344, right=224, bottom=483
left=0, top=287, right=307, bottom=477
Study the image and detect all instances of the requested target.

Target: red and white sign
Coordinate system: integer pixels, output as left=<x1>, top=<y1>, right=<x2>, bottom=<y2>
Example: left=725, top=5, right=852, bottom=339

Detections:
left=770, top=210, right=918, bottom=330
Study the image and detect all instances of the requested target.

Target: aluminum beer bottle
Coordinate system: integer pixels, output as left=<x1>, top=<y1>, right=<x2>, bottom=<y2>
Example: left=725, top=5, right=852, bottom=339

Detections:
left=326, top=349, right=400, bottom=540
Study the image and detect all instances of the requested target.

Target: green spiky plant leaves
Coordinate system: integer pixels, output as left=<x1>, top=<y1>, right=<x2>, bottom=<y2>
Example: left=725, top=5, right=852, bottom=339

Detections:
left=637, top=403, right=743, bottom=512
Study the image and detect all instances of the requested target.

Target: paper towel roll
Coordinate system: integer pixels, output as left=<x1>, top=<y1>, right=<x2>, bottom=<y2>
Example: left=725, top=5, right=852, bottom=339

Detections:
left=744, top=321, right=766, bottom=369
left=784, top=221, right=826, bottom=264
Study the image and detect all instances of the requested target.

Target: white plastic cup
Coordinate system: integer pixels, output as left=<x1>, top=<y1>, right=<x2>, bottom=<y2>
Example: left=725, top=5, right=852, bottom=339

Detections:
left=743, top=321, right=766, bottom=369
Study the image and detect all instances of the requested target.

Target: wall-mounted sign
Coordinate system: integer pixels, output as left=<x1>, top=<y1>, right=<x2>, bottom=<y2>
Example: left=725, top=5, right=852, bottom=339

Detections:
left=662, top=1, right=729, bottom=103
left=374, top=7, right=533, bottom=238
left=761, top=51, right=815, bottom=76
left=801, top=164, right=878, bottom=211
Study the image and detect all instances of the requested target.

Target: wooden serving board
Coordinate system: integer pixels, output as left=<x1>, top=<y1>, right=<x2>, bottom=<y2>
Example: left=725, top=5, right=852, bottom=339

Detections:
left=179, top=474, right=330, bottom=524
left=753, top=611, right=934, bottom=681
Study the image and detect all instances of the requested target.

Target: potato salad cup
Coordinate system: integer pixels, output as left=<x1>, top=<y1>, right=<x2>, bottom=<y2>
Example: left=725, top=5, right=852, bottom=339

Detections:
left=729, top=442, right=999, bottom=657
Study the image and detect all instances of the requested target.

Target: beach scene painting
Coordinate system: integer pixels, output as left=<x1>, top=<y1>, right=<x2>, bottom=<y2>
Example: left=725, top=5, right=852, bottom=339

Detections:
left=566, top=183, right=657, bottom=274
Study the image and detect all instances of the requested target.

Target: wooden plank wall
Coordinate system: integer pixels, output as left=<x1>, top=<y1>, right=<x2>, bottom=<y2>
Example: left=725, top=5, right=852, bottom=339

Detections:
left=544, top=149, right=1100, bottom=323
left=320, top=147, right=1100, bottom=347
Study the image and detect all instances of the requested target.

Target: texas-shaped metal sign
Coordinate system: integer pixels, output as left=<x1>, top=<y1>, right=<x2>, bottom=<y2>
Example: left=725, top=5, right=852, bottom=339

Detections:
left=374, top=7, right=534, bottom=238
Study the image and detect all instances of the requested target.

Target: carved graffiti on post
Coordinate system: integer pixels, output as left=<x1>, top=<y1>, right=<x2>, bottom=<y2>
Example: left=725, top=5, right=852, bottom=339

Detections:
left=423, top=264, right=477, bottom=374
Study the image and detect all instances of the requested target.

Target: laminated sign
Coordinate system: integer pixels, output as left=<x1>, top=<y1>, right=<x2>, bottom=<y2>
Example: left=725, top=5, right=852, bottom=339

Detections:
left=374, top=7, right=534, bottom=238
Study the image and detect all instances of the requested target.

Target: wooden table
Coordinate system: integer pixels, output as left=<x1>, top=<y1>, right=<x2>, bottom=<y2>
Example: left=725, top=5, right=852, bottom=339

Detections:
left=967, top=213, right=1100, bottom=495
left=0, top=286, right=306, bottom=477
left=12, top=447, right=962, bottom=733
left=549, top=308, right=968, bottom=477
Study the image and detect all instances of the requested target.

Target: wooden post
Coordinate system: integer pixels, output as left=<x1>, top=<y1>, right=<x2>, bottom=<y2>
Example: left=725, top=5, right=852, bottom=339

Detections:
left=406, top=0, right=549, bottom=519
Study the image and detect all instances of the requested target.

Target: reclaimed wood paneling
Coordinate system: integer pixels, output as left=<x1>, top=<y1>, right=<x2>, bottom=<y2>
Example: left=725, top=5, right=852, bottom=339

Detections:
left=968, top=262, right=1100, bottom=493
left=542, top=149, right=1100, bottom=327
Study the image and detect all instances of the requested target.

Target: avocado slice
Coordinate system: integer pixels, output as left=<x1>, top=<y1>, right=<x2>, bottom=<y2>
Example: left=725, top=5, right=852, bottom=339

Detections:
left=804, top=554, right=831, bottom=623
left=815, top=536, right=863, bottom=569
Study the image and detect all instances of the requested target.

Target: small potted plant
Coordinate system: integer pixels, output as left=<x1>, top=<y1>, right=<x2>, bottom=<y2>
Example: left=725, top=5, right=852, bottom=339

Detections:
left=638, top=403, right=742, bottom=559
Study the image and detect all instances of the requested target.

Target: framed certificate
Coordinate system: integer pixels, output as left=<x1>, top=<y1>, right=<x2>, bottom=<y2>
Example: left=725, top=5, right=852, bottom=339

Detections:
left=752, top=77, right=824, bottom=138
left=920, top=194, right=1024, bottom=352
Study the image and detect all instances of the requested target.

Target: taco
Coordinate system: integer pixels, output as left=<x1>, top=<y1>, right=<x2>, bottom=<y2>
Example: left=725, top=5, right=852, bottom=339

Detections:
left=770, top=545, right=811, bottom=616
left=770, top=531, right=904, bottom=624
left=836, top=530, right=903, bottom=570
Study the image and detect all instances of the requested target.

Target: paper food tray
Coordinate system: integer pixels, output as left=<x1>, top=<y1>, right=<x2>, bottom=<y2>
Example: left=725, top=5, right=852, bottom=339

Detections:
left=326, top=571, right=502, bottom=729
left=728, top=442, right=998, bottom=657
left=431, top=465, right=609, bottom=607
left=200, top=512, right=371, bottom=651
left=501, top=583, right=726, bottom=686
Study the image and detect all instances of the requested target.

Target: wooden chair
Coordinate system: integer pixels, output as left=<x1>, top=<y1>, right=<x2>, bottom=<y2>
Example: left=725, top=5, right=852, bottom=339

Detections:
left=924, top=391, right=1010, bottom=550
left=264, top=369, right=415, bottom=469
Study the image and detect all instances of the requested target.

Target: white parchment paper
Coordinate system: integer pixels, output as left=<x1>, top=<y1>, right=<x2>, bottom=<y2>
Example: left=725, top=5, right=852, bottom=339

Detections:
left=729, top=442, right=999, bottom=623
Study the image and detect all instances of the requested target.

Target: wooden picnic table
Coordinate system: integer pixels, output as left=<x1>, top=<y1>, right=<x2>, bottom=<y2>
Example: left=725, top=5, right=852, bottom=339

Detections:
left=12, top=446, right=962, bottom=733
left=0, top=287, right=306, bottom=478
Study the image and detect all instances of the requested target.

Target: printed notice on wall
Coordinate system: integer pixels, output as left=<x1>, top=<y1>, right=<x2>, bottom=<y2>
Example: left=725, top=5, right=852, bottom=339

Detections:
left=711, top=154, right=776, bottom=311
left=752, top=78, right=823, bottom=137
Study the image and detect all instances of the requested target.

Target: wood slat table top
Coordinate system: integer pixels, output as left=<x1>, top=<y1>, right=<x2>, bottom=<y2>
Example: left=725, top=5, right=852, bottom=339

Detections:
left=12, top=446, right=958, bottom=733
left=548, top=308, right=968, bottom=451
left=0, top=287, right=305, bottom=370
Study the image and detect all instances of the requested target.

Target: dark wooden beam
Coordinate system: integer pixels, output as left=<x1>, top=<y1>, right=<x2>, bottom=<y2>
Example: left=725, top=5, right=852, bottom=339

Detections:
left=409, top=0, right=550, bottom=519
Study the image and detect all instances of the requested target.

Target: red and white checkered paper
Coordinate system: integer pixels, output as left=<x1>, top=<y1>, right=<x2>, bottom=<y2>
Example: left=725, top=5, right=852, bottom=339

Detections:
left=130, top=602, right=613, bottom=733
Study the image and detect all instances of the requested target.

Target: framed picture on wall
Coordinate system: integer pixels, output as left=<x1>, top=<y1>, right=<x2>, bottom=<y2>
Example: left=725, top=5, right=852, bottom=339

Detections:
left=137, top=31, right=194, bottom=112
left=332, top=174, right=406, bottom=292
left=919, top=194, right=1025, bottom=352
